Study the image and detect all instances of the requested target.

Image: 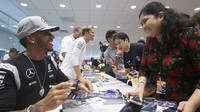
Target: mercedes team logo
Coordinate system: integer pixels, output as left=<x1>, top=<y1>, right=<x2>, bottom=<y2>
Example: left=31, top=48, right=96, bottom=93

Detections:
left=26, top=68, right=35, bottom=78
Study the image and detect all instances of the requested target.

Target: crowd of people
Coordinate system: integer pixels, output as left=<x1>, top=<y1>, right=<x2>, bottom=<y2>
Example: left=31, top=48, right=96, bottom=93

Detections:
left=0, top=1, right=200, bottom=112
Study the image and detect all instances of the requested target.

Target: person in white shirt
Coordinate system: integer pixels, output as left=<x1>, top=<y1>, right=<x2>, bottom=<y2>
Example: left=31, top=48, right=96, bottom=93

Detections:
left=3, top=48, right=17, bottom=60
left=60, top=25, right=95, bottom=82
left=59, top=27, right=82, bottom=61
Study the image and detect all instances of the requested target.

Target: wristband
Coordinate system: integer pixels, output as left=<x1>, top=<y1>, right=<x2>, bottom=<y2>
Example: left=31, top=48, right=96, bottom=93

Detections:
left=138, top=80, right=146, bottom=85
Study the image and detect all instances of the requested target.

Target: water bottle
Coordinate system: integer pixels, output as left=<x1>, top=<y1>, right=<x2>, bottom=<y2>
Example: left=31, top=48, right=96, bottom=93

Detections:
left=97, top=77, right=103, bottom=87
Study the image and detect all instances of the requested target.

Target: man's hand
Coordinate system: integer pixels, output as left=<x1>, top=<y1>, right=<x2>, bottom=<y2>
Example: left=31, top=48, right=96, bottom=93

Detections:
left=116, top=49, right=123, bottom=56
left=78, top=77, right=94, bottom=94
left=112, top=65, right=118, bottom=74
left=38, top=81, right=73, bottom=111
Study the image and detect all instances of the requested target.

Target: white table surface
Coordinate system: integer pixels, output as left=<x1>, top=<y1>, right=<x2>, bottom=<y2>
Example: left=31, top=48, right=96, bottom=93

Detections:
left=49, top=73, right=135, bottom=112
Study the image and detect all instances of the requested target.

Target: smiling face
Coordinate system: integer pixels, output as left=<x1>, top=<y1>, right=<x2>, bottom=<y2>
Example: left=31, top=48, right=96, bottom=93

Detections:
left=139, top=13, right=163, bottom=38
left=86, top=29, right=95, bottom=41
left=31, top=30, right=55, bottom=52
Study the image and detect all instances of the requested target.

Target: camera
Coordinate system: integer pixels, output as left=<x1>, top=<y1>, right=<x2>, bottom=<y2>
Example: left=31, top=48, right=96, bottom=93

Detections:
left=99, top=42, right=108, bottom=52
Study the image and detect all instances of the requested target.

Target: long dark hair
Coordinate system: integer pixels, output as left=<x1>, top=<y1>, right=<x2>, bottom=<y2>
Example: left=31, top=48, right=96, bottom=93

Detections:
left=139, top=2, right=190, bottom=51
left=191, top=11, right=200, bottom=27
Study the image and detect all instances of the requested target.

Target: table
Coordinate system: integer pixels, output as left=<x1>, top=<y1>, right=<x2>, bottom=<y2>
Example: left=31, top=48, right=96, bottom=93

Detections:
left=64, top=73, right=134, bottom=112
left=49, top=73, right=135, bottom=112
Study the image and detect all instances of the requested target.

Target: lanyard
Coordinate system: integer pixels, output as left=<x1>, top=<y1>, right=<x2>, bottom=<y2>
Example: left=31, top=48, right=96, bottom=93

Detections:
left=157, top=45, right=163, bottom=81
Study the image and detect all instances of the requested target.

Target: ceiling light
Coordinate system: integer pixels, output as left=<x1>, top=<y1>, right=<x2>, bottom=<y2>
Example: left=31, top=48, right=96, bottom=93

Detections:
left=117, top=26, right=120, bottom=29
left=131, top=5, right=136, bottom=9
left=13, top=25, right=18, bottom=28
left=60, top=4, right=65, bottom=8
left=165, top=6, right=169, bottom=8
left=9, top=37, right=13, bottom=39
left=13, top=43, right=16, bottom=46
left=21, top=3, right=27, bottom=7
left=140, top=37, right=144, bottom=39
left=94, top=26, right=98, bottom=28
left=1, top=25, right=6, bottom=27
left=58, top=37, right=61, bottom=39
left=139, top=26, right=142, bottom=29
left=96, top=5, right=102, bottom=8
left=194, top=7, right=200, bottom=11
left=70, top=26, right=74, bottom=28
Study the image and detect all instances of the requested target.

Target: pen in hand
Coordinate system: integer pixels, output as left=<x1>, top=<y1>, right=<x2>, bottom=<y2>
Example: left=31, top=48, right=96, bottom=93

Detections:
left=49, top=85, right=76, bottom=90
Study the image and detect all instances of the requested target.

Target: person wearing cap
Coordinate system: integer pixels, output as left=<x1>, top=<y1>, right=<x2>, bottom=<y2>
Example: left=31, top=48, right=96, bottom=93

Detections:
left=0, top=16, right=93, bottom=112
left=60, top=25, right=95, bottom=82
left=59, top=27, right=82, bottom=61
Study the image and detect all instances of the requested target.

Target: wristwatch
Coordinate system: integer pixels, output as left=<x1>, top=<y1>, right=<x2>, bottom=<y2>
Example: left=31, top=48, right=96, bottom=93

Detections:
left=115, top=55, right=121, bottom=59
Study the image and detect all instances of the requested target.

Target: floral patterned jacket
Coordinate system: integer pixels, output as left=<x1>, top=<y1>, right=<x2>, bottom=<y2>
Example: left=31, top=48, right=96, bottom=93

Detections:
left=140, top=27, right=200, bottom=102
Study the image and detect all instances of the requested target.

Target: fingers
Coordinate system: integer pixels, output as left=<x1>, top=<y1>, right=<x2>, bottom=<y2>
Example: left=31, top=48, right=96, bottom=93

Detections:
left=78, top=79, right=94, bottom=94
left=49, top=86, right=72, bottom=99
left=52, top=81, right=73, bottom=90
left=49, top=82, right=73, bottom=97
left=78, top=78, right=94, bottom=94
left=42, top=93, right=69, bottom=111
left=41, top=82, right=73, bottom=111
left=126, top=91, right=135, bottom=99
left=117, top=50, right=122, bottom=55
left=177, top=101, right=186, bottom=111
left=85, top=79, right=94, bottom=92
left=139, top=93, right=143, bottom=102
left=52, top=91, right=69, bottom=100
left=78, top=83, right=88, bottom=91
left=111, top=66, right=117, bottom=73
left=126, top=89, right=144, bottom=103
left=126, top=91, right=131, bottom=99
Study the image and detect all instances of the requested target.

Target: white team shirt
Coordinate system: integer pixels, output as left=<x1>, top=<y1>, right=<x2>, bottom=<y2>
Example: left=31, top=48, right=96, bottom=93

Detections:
left=60, top=37, right=86, bottom=79
left=59, top=35, right=75, bottom=61
left=3, top=54, right=10, bottom=60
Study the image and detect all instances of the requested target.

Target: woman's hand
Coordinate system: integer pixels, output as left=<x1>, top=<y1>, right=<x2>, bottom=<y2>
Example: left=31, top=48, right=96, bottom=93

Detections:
left=178, top=89, right=200, bottom=112
left=178, top=101, right=197, bottom=112
left=126, top=86, right=145, bottom=102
